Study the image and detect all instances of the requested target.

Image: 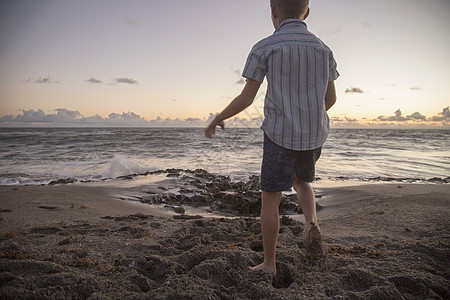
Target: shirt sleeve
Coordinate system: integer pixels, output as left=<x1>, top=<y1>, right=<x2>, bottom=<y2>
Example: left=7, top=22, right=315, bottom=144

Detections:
left=242, top=46, right=267, bottom=83
left=329, top=51, right=340, bottom=81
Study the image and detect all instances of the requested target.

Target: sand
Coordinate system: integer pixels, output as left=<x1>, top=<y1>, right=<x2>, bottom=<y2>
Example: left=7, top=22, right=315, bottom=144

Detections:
left=0, top=177, right=449, bottom=299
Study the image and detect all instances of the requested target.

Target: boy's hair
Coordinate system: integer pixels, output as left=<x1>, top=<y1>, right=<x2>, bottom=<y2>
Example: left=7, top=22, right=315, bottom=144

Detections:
left=270, top=0, right=309, bottom=19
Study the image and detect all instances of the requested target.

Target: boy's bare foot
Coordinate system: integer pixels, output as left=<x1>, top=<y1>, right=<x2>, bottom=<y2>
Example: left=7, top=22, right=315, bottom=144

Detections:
left=249, top=263, right=277, bottom=276
left=305, top=223, right=324, bottom=260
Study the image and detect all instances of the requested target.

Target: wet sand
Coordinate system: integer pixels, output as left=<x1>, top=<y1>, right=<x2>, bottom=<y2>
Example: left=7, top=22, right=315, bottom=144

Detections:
left=0, top=176, right=449, bottom=299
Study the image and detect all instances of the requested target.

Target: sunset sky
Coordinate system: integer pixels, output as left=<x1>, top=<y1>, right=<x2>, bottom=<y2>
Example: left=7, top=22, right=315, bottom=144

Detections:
left=0, top=0, right=449, bottom=127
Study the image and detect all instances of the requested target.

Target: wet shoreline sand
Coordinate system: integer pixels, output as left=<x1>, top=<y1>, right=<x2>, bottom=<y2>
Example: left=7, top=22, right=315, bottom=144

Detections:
left=1, top=176, right=449, bottom=299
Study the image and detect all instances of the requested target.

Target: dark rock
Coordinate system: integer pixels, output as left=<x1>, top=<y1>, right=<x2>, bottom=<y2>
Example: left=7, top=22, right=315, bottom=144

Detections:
left=173, top=215, right=203, bottom=220
left=117, top=174, right=135, bottom=180
left=48, top=178, right=77, bottom=185
left=141, top=194, right=163, bottom=204
left=173, top=206, right=185, bottom=214
left=219, top=192, right=260, bottom=216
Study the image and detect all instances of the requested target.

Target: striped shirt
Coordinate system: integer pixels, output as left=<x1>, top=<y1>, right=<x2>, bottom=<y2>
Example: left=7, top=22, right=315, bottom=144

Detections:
left=242, top=19, right=339, bottom=150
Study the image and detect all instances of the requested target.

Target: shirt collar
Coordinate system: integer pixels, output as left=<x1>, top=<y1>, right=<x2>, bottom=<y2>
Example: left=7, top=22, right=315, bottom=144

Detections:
left=275, top=19, right=307, bottom=33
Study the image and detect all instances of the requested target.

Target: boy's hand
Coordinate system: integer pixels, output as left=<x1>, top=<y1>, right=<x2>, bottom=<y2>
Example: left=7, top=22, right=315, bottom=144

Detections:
left=205, top=120, right=225, bottom=139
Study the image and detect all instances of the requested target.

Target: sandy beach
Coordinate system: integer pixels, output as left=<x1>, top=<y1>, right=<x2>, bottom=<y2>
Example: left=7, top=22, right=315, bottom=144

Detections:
left=0, top=173, right=449, bottom=299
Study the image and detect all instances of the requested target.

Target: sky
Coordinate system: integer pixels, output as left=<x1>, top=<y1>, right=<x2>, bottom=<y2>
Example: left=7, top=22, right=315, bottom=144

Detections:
left=0, top=0, right=449, bottom=128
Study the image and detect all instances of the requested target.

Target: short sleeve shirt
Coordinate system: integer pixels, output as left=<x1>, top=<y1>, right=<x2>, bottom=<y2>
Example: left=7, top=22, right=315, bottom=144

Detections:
left=242, top=19, right=339, bottom=150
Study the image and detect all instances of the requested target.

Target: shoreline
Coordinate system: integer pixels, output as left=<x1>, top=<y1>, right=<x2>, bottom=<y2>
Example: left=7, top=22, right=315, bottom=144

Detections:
left=1, top=177, right=449, bottom=299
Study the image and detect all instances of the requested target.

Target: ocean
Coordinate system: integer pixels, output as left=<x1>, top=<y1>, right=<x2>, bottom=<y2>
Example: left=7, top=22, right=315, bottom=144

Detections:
left=0, top=127, right=448, bottom=186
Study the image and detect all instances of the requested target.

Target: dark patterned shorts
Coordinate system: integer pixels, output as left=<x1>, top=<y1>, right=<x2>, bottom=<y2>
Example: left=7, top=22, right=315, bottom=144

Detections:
left=260, top=134, right=322, bottom=192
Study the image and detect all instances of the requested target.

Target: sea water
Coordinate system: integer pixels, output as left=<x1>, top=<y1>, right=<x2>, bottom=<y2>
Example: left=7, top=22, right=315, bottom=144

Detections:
left=0, top=128, right=448, bottom=185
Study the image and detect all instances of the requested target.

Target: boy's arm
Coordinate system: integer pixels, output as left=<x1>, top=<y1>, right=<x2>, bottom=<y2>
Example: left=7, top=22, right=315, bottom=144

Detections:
left=325, top=81, right=337, bottom=111
left=205, top=79, right=261, bottom=138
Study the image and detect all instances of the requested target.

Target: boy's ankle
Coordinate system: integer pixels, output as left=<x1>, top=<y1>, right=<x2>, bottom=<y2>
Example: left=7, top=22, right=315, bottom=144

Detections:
left=250, top=262, right=277, bottom=276
left=305, top=222, right=320, bottom=236
left=305, top=223, right=324, bottom=260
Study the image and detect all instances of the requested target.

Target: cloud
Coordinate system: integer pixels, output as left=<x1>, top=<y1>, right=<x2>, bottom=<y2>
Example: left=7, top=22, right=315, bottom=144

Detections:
left=0, top=109, right=264, bottom=128
left=1, top=108, right=448, bottom=128
left=345, top=87, right=364, bottom=94
left=377, top=109, right=447, bottom=123
left=35, top=77, right=59, bottom=84
left=430, top=107, right=450, bottom=122
left=0, top=109, right=81, bottom=124
left=106, top=112, right=147, bottom=125
left=377, top=109, right=407, bottom=122
left=113, top=77, right=138, bottom=85
left=122, top=17, right=140, bottom=26
left=236, top=78, right=246, bottom=85
left=13, top=109, right=47, bottom=122
left=231, top=68, right=245, bottom=85
left=86, top=77, right=102, bottom=84
left=0, top=109, right=148, bottom=127
left=22, top=77, right=60, bottom=84
left=330, top=116, right=358, bottom=126
left=407, top=112, right=426, bottom=121
left=87, top=77, right=138, bottom=85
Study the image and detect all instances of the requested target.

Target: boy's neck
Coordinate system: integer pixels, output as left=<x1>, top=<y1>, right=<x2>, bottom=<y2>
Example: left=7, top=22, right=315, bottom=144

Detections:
left=271, top=7, right=309, bottom=29
left=273, top=17, right=301, bottom=29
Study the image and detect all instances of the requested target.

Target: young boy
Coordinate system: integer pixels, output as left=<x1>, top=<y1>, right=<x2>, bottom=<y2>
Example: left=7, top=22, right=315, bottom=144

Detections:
left=205, top=0, right=339, bottom=276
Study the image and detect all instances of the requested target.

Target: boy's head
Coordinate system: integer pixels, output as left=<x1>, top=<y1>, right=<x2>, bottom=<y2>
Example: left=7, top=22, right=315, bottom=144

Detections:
left=270, top=0, right=309, bottom=27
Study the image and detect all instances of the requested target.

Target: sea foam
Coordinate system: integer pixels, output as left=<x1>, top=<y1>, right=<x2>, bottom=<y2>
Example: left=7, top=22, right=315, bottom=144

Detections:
left=105, top=155, right=149, bottom=179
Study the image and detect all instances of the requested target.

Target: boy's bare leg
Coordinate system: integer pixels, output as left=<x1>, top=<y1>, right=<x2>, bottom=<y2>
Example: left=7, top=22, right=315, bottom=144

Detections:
left=250, top=191, right=281, bottom=276
left=294, top=177, right=324, bottom=259
left=293, top=178, right=318, bottom=235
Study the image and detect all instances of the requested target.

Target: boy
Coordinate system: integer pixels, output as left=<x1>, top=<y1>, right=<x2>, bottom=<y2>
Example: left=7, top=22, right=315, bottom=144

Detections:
left=205, top=0, right=339, bottom=276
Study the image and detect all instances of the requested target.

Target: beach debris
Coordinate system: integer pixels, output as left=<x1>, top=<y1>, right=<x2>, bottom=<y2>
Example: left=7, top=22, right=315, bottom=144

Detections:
left=132, top=230, right=152, bottom=239
left=374, top=243, right=384, bottom=248
left=42, top=254, right=57, bottom=262
left=328, top=246, right=343, bottom=255
left=329, top=244, right=383, bottom=259
left=58, top=233, right=79, bottom=245
left=0, top=208, right=12, bottom=213
left=72, top=256, right=94, bottom=268
left=38, top=205, right=58, bottom=210
left=0, top=250, right=24, bottom=260
left=367, top=250, right=382, bottom=258
left=1, top=232, right=16, bottom=240
left=347, top=245, right=368, bottom=255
